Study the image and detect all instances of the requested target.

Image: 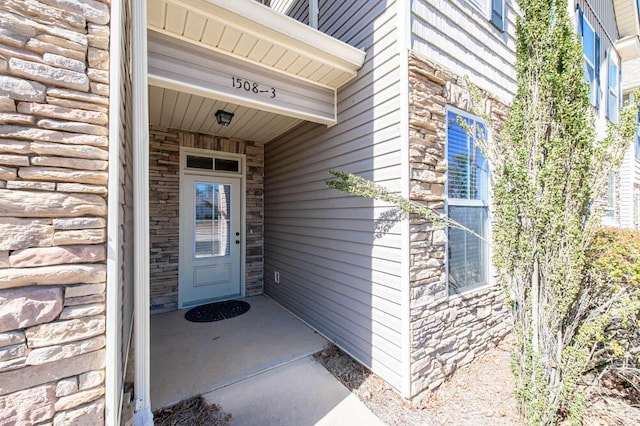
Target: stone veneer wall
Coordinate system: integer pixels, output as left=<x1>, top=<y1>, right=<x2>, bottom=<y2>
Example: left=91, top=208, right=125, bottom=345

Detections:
left=149, top=127, right=264, bottom=313
left=0, top=1, right=112, bottom=424
left=408, top=52, right=511, bottom=396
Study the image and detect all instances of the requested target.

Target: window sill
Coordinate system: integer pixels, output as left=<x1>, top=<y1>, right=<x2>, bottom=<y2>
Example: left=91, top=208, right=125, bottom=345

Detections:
left=447, top=279, right=496, bottom=299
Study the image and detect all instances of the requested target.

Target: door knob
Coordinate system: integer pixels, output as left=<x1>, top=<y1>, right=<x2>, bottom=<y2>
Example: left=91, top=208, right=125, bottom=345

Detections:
left=235, top=240, right=240, bottom=244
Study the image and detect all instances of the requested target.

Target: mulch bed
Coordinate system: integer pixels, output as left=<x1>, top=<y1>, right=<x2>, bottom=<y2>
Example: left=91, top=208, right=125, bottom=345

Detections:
left=315, top=338, right=521, bottom=425
left=153, top=396, right=231, bottom=426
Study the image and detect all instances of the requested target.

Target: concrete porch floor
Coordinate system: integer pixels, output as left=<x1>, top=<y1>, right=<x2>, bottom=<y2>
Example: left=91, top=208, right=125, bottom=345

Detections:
left=150, top=295, right=328, bottom=410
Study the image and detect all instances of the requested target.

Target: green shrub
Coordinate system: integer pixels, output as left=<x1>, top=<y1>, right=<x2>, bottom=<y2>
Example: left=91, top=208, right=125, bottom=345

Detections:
left=588, top=228, right=640, bottom=287
left=578, top=228, right=640, bottom=404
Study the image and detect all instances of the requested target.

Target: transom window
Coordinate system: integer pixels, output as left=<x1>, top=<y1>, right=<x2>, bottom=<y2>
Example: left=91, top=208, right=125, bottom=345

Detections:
left=446, top=109, right=490, bottom=295
left=185, top=154, right=240, bottom=173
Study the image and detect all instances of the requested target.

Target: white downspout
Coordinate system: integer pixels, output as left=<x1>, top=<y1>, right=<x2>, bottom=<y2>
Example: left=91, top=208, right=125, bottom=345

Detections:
left=132, top=0, right=152, bottom=424
left=106, top=0, right=124, bottom=424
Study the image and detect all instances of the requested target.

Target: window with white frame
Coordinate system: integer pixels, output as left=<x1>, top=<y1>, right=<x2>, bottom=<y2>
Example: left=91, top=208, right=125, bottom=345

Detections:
left=446, top=110, right=490, bottom=295
left=465, top=0, right=505, bottom=31
left=605, top=173, right=615, bottom=221
left=491, top=0, right=505, bottom=31
left=636, top=108, right=640, bottom=160
left=635, top=193, right=640, bottom=228
left=606, top=52, right=619, bottom=122
left=579, top=11, right=599, bottom=107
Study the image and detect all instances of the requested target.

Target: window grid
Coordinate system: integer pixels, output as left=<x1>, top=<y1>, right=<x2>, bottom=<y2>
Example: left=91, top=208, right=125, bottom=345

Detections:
left=607, top=54, right=619, bottom=122
left=635, top=109, right=640, bottom=160
left=446, top=109, right=490, bottom=296
left=606, top=173, right=615, bottom=222
left=581, top=17, right=598, bottom=107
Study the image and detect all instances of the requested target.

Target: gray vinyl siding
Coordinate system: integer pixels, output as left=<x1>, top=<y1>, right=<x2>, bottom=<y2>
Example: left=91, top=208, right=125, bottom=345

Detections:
left=112, top=0, right=135, bottom=419
left=619, top=141, right=639, bottom=228
left=270, top=0, right=309, bottom=24
left=578, top=0, right=619, bottom=56
left=264, top=0, right=405, bottom=390
left=621, top=59, right=640, bottom=227
left=580, top=0, right=619, bottom=45
left=620, top=72, right=640, bottom=228
left=411, top=0, right=518, bottom=102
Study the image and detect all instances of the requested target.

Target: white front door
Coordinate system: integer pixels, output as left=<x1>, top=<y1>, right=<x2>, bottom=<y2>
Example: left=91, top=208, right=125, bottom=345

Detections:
left=179, top=175, right=242, bottom=308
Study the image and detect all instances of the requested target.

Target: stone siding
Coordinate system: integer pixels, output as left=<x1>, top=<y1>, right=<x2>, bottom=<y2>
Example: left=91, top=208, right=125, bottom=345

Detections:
left=408, top=52, right=511, bottom=397
left=0, top=1, right=111, bottom=424
left=149, top=127, right=264, bottom=313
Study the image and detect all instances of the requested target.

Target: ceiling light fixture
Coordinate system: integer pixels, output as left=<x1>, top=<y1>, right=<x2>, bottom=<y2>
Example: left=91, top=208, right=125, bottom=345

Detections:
left=215, top=109, right=234, bottom=126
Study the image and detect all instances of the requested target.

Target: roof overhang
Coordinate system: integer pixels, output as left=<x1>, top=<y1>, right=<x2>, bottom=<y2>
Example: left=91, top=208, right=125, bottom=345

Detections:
left=617, top=35, right=640, bottom=60
left=613, top=0, right=640, bottom=38
left=147, top=0, right=366, bottom=126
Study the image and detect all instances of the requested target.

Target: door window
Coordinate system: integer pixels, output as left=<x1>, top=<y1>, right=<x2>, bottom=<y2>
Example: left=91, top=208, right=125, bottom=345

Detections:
left=194, top=182, right=231, bottom=258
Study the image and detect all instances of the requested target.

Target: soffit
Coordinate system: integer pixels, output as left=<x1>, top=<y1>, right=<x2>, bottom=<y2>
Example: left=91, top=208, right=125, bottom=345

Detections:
left=613, top=0, right=640, bottom=38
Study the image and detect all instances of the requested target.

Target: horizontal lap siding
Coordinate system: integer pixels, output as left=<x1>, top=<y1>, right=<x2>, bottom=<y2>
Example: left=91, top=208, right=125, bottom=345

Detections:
left=411, top=0, right=517, bottom=102
left=619, top=145, right=637, bottom=227
left=580, top=0, right=619, bottom=45
left=270, top=0, right=309, bottom=24
left=119, top=0, right=135, bottom=413
left=620, top=59, right=639, bottom=227
left=264, top=0, right=404, bottom=390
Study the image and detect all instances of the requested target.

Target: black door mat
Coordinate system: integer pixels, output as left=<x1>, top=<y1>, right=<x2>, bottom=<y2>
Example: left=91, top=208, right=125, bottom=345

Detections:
left=184, top=300, right=250, bottom=323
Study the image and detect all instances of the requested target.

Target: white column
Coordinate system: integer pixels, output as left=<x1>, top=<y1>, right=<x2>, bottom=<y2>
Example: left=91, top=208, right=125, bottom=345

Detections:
left=132, top=0, right=152, bottom=424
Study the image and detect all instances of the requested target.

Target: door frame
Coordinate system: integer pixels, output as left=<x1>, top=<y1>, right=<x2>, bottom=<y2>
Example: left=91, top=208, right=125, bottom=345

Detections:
left=178, top=147, right=247, bottom=308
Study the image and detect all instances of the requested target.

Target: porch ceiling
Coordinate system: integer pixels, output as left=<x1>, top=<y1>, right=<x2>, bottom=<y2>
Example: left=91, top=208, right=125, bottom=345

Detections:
left=148, top=86, right=303, bottom=143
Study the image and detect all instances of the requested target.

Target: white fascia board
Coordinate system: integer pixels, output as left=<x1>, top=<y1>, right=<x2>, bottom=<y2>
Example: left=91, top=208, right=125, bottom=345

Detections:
left=165, top=0, right=366, bottom=79
left=617, top=35, right=640, bottom=61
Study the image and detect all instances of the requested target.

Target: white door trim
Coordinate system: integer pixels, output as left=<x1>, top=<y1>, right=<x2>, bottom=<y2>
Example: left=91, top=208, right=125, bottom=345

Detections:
left=179, top=147, right=247, bottom=309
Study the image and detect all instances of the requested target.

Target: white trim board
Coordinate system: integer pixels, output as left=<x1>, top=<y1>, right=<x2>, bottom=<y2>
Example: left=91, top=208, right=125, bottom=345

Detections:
left=147, top=31, right=337, bottom=125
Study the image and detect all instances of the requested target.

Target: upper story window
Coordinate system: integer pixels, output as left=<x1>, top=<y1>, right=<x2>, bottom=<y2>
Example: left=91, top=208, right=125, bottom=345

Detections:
left=490, top=0, right=505, bottom=31
left=606, top=172, right=615, bottom=222
left=606, top=52, right=619, bottom=122
left=465, top=0, right=505, bottom=32
left=635, top=193, right=640, bottom=229
left=446, top=109, right=491, bottom=295
left=636, top=109, right=640, bottom=160
left=580, top=15, right=600, bottom=108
